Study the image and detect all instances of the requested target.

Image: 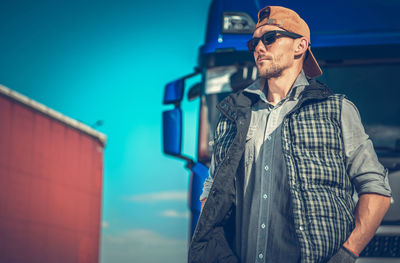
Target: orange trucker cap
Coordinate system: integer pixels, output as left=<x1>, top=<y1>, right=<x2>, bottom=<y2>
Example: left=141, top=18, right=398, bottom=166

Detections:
left=255, top=6, right=322, bottom=78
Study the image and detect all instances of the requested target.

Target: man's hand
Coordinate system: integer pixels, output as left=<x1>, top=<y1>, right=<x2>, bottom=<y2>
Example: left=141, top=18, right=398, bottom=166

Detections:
left=327, top=246, right=358, bottom=263
left=343, top=193, right=391, bottom=255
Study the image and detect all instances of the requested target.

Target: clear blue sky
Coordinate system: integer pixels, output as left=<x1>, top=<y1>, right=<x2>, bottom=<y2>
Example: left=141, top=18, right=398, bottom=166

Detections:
left=0, top=0, right=212, bottom=262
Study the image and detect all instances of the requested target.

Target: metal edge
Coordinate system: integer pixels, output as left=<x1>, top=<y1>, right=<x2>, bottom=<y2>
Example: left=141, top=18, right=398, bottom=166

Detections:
left=375, top=225, right=400, bottom=235
left=0, top=84, right=107, bottom=146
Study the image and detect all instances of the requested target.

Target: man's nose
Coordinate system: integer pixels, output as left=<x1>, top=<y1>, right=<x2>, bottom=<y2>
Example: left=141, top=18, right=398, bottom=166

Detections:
left=255, top=40, right=267, bottom=53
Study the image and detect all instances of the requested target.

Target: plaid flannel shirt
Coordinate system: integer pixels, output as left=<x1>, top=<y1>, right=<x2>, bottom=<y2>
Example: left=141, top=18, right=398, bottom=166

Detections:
left=212, top=90, right=355, bottom=262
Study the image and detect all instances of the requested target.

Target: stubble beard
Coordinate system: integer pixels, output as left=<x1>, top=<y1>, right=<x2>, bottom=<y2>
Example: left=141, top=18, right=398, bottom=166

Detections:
left=258, top=62, right=283, bottom=79
left=257, top=53, right=290, bottom=79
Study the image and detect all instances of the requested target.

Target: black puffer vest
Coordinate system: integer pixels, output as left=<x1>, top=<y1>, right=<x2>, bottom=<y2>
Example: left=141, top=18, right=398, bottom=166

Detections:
left=189, top=79, right=355, bottom=263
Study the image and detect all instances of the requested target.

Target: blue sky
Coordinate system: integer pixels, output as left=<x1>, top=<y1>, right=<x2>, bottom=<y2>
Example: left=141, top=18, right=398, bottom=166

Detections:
left=0, top=0, right=212, bottom=262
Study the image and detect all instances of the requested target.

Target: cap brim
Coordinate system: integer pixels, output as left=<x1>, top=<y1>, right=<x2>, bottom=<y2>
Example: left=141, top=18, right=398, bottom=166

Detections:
left=303, top=47, right=322, bottom=78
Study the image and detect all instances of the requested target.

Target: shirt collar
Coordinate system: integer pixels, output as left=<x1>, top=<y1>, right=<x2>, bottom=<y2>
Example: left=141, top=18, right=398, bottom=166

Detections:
left=288, top=70, right=309, bottom=100
left=244, top=70, right=309, bottom=103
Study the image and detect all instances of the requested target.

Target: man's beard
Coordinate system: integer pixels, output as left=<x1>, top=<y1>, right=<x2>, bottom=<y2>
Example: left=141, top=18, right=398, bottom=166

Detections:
left=257, top=53, right=290, bottom=79
left=258, top=62, right=283, bottom=79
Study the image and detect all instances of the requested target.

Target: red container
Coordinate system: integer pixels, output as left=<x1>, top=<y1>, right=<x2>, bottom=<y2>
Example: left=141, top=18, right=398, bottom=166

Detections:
left=0, top=85, right=106, bottom=263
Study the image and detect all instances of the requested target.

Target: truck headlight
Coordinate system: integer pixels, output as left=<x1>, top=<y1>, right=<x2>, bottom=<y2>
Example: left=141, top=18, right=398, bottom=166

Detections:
left=222, top=12, right=255, bottom=34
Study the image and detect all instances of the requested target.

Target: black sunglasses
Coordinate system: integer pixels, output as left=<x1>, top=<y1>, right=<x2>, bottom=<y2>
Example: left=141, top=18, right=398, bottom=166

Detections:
left=247, top=30, right=303, bottom=52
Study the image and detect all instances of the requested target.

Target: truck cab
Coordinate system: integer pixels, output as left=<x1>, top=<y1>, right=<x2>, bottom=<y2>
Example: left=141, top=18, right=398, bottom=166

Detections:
left=162, top=0, right=400, bottom=260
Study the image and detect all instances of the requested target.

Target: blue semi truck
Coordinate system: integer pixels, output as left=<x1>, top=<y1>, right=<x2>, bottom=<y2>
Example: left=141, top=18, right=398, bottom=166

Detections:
left=162, top=0, right=400, bottom=260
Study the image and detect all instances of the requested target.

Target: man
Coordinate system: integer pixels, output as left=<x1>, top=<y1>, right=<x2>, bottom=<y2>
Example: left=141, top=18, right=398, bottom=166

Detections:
left=189, top=5, right=392, bottom=263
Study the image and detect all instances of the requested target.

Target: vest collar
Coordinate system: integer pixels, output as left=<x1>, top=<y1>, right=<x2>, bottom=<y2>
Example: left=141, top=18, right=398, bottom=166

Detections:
left=217, top=78, right=333, bottom=121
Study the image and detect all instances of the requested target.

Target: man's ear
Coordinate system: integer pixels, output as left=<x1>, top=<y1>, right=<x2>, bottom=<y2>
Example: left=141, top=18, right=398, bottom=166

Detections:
left=294, top=37, right=308, bottom=57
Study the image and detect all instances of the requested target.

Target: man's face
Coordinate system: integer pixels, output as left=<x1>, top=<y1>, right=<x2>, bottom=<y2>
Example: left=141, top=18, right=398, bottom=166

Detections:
left=252, top=25, right=297, bottom=79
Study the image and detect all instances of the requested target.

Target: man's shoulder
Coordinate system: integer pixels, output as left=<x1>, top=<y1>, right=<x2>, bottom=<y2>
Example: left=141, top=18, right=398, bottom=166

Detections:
left=306, top=78, right=331, bottom=92
left=304, top=78, right=355, bottom=104
left=306, top=78, right=349, bottom=101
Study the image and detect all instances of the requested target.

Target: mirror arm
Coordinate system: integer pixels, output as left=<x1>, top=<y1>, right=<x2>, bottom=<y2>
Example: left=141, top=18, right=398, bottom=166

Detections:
left=168, top=154, right=195, bottom=170
left=181, top=68, right=201, bottom=81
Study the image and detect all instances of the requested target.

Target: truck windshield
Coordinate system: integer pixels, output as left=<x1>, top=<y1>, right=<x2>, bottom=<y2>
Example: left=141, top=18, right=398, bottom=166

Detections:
left=203, top=63, right=400, bottom=159
left=319, top=63, right=400, bottom=151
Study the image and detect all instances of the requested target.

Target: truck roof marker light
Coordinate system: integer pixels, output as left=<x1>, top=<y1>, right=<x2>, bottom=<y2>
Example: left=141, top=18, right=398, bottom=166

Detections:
left=222, top=12, right=255, bottom=34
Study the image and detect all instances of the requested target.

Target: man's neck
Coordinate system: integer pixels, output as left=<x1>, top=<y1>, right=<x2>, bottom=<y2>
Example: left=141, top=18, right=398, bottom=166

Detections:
left=262, top=67, right=302, bottom=105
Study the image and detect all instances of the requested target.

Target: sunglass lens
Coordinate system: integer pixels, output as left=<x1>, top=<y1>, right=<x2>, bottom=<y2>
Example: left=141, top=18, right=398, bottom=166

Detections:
left=247, top=31, right=278, bottom=51
left=262, top=32, right=277, bottom=45
left=247, top=38, right=259, bottom=51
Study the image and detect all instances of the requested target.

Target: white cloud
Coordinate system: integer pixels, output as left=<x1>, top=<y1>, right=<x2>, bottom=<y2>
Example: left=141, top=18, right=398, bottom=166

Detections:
left=102, top=221, right=109, bottom=228
left=126, top=191, right=187, bottom=203
left=100, top=229, right=188, bottom=263
left=161, top=210, right=189, bottom=219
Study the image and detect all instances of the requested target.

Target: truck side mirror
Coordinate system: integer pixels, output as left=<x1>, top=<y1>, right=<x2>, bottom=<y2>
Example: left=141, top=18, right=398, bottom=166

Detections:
left=163, top=79, right=184, bottom=105
left=188, top=82, right=202, bottom=101
left=162, top=108, right=182, bottom=156
left=162, top=72, right=199, bottom=164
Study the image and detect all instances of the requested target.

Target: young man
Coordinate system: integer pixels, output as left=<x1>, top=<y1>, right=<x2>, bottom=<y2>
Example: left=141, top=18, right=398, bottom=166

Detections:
left=189, top=6, right=392, bottom=263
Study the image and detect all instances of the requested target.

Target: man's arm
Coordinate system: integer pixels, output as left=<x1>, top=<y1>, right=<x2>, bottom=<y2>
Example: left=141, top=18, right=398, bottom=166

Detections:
left=340, top=99, right=392, bottom=256
left=343, top=193, right=391, bottom=256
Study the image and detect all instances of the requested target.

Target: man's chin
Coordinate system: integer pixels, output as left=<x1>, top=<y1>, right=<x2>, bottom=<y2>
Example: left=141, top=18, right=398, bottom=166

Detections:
left=259, top=70, right=282, bottom=79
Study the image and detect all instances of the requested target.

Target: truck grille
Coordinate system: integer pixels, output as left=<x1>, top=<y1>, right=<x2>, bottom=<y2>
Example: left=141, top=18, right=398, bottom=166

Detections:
left=361, top=235, right=400, bottom=257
